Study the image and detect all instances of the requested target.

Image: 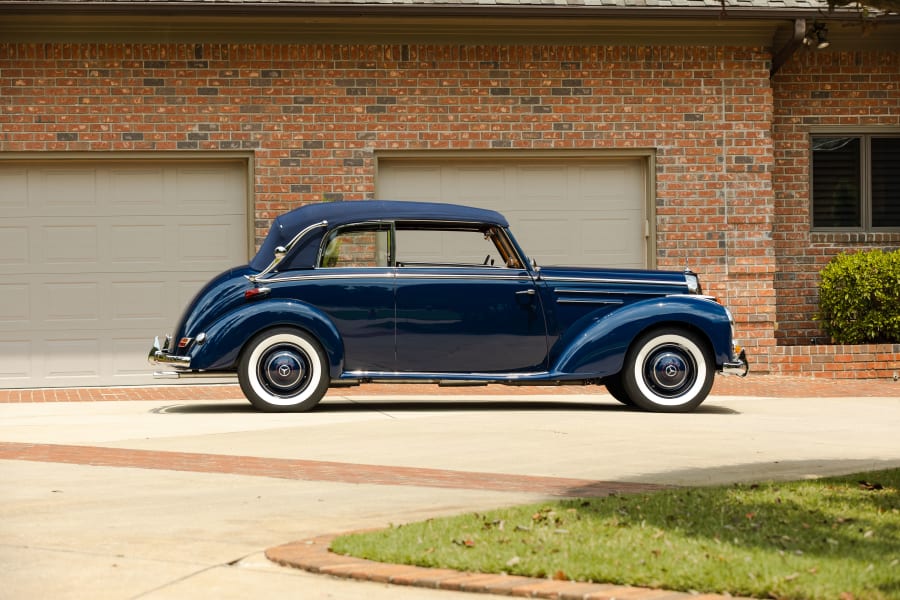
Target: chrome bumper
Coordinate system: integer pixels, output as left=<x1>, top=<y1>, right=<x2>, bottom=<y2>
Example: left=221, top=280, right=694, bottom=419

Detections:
left=148, top=336, right=236, bottom=380
left=148, top=336, right=191, bottom=369
left=722, top=347, right=749, bottom=377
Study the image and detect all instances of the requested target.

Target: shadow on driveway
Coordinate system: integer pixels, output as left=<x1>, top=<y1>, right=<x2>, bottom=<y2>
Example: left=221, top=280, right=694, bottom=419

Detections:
left=150, top=399, right=741, bottom=415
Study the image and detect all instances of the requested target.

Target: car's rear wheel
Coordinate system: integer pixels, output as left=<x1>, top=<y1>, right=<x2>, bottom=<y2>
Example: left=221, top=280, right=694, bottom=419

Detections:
left=621, top=327, right=714, bottom=413
left=604, top=374, right=635, bottom=406
left=238, top=328, right=330, bottom=412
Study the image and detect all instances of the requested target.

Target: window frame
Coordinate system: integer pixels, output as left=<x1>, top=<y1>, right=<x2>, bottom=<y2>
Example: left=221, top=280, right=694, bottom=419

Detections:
left=314, top=220, right=528, bottom=270
left=810, top=130, right=900, bottom=233
left=393, top=222, right=524, bottom=269
left=317, top=222, right=394, bottom=269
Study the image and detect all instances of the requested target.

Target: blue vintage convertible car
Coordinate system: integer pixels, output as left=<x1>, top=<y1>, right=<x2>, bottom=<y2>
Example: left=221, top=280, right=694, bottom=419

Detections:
left=150, top=200, right=747, bottom=412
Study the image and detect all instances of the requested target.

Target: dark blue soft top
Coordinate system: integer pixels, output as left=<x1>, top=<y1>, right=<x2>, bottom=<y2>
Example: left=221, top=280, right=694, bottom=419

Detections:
left=250, top=200, right=509, bottom=271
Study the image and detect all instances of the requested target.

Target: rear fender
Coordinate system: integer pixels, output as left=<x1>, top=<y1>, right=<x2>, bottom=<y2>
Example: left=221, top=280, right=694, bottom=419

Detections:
left=186, top=300, right=344, bottom=376
left=550, top=296, right=733, bottom=377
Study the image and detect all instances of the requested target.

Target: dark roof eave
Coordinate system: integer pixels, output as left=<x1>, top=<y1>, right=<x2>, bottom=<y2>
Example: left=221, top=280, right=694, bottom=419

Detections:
left=0, top=1, right=874, bottom=21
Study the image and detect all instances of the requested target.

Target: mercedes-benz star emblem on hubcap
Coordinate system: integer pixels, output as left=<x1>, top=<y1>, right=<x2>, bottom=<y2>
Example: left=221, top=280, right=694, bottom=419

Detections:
left=278, top=364, right=292, bottom=377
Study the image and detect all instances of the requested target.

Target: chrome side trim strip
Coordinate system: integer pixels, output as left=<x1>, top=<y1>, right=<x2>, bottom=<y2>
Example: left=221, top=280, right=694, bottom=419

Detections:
left=249, top=270, right=535, bottom=284
left=556, top=299, right=624, bottom=305
left=542, top=275, right=684, bottom=287
left=342, top=370, right=547, bottom=381
left=258, top=271, right=394, bottom=283
left=396, top=272, right=532, bottom=282
left=553, top=288, right=663, bottom=297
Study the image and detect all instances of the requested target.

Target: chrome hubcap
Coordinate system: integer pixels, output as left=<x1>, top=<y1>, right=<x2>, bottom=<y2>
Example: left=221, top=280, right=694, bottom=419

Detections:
left=644, top=345, right=695, bottom=398
left=260, top=346, right=310, bottom=395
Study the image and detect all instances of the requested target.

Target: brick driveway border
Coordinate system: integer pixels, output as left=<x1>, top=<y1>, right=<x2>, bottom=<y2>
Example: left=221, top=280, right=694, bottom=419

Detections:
left=1, top=373, right=898, bottom=403
left=0, top=442, right=670, bottom=498
left=266, top=534, right=754, bottom=600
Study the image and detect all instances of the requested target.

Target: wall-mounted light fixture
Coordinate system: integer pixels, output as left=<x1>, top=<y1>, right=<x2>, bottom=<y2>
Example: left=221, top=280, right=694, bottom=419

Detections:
left=804, top=22, right=830, bottom=50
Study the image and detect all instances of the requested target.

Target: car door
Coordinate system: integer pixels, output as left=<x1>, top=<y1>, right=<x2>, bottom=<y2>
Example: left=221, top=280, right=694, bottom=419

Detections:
left=393, top=226, right=548, bottom=374
left=289, top=223, right=396, bottom=373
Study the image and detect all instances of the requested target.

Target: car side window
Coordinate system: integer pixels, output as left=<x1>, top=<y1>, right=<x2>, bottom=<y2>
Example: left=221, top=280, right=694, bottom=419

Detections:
left=319, top=225, right=392, bottom=268
left=395, top=225, right=522, bottom=268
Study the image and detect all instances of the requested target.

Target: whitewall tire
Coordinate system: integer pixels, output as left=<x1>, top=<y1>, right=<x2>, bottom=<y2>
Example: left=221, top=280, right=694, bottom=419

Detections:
left=621, top=327, right=714, bottom=413
left=238, top=328, right=330, bottom=412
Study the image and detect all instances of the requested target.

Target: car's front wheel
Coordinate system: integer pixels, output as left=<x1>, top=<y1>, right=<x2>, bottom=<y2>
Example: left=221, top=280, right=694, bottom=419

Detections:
left=621, top=327, right=714, bottom=413
left=238, top=328, right=330, bottom=412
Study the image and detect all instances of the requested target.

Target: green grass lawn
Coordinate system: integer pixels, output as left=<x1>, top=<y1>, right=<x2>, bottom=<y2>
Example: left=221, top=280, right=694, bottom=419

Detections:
left=331, top=469, right=900, bottom=599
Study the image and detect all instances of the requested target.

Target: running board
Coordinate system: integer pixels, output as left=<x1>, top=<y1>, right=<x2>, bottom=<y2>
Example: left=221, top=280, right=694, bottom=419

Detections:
left=154, top=371, right=238, bottom=380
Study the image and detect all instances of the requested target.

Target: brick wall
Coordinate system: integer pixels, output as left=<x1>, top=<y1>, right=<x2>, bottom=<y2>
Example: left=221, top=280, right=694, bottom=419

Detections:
left=760, top=344, right=900, bottom=379
left=1, top=42, right=777, bottom=348
left=772, top=49, right=900, bottom=347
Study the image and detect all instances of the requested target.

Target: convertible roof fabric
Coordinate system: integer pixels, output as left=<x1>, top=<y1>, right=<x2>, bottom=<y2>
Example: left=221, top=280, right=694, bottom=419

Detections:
left=250, top=200, right=509, bottom=271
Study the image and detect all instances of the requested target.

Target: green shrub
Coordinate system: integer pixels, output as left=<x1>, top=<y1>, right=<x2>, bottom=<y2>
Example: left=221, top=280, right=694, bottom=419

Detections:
left=816, top=249, right=900, bottom=344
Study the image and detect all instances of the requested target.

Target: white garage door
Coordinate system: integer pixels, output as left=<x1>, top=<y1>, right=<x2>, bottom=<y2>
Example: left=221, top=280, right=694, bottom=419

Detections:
left=0, top=159, right=248, bottom=388
left=377, top=157, right=649, bottom=268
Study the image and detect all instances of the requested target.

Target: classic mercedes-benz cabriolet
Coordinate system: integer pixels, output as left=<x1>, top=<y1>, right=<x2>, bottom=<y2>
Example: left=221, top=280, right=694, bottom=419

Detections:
left=150, top=200, right=747, bottom=412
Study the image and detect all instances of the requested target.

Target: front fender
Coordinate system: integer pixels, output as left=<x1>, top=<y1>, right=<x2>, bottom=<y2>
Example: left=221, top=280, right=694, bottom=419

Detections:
left=550, top=296, right=734, bottom=378
left=186, top=299, right=345, bottom=377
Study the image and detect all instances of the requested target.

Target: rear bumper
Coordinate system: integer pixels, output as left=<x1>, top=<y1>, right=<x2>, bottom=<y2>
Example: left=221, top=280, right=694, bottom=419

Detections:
left=148, top=336, right=236, bottom=380
left=722, top=347, right=749, bottom=377
left=148, top=335, right=191, bottom=369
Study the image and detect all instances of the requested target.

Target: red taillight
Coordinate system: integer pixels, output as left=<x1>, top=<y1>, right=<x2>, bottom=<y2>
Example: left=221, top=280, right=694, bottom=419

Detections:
left=244, top=287, right=271, bottom=300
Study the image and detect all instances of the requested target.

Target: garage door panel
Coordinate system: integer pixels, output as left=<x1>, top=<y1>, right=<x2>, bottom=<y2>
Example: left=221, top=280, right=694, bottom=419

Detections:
left=0, top=340, right=31, bottom=382
left=451, top=166, right=507, bottom=205
left=580, top=215, right=644, bottom=267
left=176, top=218, right=246, bottom=266
left=513, top=166, right=568, bottom=210
left=5, top=164, right=246, bottom=218
left=43, top=282, right=102, bottom=323
left=514, top=216, right=569, bottom=265
left=10, top=220, right=244, bottom=276
left=41, top=224, right=100, bottom=267
left=0, top=285, right=30, bottom=326
left=175, top=166, right=246, bottom=212
left=109, top=224, right=168, bottom=267
left=38, top=168, right=99, bottom=213
left=0, top=159, right=247, bottom=388
left=108, top=167, right=167, bottom=209
left=0, top=168, right=28, bottom=211
left=380, top=165, right=443, bottom=202
left=112, top=335, right=161, bottom=377
left=378, top=157, right=647, bottom=270
left=0, top=226, right=29, bottom=268
left=43, top=337, right=102, bottom=380
left=111, top=281, right=167, bottom=323
left=581, top=163, right=642, bottom=202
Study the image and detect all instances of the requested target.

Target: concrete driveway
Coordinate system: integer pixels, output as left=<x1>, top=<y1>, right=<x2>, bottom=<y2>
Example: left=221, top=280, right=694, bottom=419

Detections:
left=2, top=380, right=899, bottom=599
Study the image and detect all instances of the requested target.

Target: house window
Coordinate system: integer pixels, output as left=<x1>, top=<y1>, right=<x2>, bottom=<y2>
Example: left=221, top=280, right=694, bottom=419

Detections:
left=811, top=134, right=900, bottom=231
